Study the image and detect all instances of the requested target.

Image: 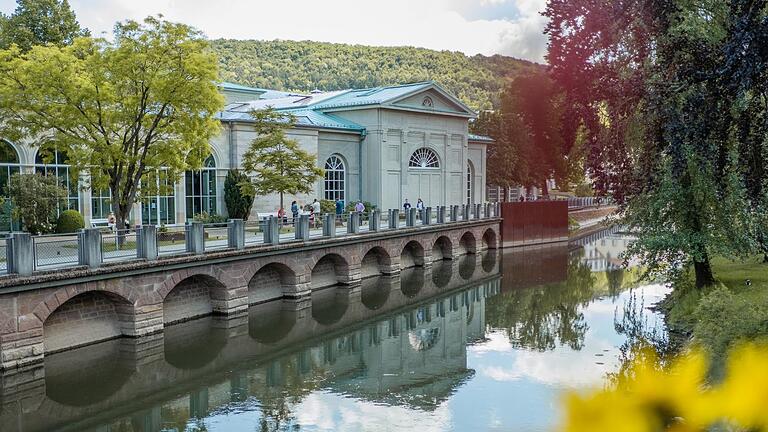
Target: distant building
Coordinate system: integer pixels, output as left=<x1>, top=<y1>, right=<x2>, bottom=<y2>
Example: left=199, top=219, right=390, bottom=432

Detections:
left=0, top=81, right=491, bottom=229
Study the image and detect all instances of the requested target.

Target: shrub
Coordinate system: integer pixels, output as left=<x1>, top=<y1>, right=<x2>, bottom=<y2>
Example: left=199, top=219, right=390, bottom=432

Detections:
left=8, top=173, right=68, bottom=234
left=193, top=212, right=228, bottom=224
left=224, top=170, right=254, bottom=220
left=320, top=199, right=336, bottom=214
left=56, top=210, right=84, bottom=233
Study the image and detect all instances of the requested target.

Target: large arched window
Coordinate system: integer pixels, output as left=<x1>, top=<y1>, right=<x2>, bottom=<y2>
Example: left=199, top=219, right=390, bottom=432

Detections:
left=409, top=148, right=440, bottom=169
left=324, top=155, right=345, bottom=201
left=466, top=161, right=475, bottom=204
left=35, top=148, right=79, bottom=213
left=141, top=168, right=176, bottom=225
left=1, top=140, right=21, bottom=231
left=185, top=155, right=217, bottom=220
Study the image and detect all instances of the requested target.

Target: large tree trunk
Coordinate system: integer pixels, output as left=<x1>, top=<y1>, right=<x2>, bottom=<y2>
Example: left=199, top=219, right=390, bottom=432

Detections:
left=693, top=255, right=715, bottom=288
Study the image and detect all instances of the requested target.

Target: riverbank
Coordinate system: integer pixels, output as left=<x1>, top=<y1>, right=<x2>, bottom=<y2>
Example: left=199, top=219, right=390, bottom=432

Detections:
left=659, top=255, right=768, bottom=361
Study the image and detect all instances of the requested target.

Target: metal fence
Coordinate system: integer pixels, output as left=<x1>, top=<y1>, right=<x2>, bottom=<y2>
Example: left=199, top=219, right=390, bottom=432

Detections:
left=0, top=237, right=6, bottom=274
left=203, top=223, right=229, bottom=251
left=33, top=233, right=80, bottom=270
left=102, top=229, right=138, bottom=262
left=157, top=226, right=188, bottom=256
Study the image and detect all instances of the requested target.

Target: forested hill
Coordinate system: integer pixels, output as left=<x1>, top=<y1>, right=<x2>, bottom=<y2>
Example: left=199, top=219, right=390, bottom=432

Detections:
left=211, top=39, right=542, bottom=110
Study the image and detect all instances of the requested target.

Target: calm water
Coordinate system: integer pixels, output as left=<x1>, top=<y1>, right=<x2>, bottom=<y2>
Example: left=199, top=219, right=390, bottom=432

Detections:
left=0, top=231, right=668, bottom=432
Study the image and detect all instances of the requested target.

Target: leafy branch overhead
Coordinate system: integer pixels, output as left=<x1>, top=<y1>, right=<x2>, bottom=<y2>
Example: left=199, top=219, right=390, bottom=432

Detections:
left=240, top=108, right=324, bottom=209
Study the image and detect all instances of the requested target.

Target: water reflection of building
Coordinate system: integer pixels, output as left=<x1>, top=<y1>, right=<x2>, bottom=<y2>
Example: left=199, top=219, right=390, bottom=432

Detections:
left=581, top=235, right=632, bottom=272
left=0, top=254, right=500, bottom=432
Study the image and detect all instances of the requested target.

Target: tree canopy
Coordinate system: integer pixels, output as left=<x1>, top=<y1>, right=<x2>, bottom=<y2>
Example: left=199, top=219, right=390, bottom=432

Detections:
left=211, top=39, right=542, bottom=111
left=241, top=109, right=323, bottom=211
left=0, top=0, right=88, bottom=51
left=0, top=16, right=224, bottom=230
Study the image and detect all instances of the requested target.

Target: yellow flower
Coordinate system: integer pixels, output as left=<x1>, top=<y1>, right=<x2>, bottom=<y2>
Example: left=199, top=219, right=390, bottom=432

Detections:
left=717, top=343, right=768, bottom=429
left=562, top=390, right=658, bottom=432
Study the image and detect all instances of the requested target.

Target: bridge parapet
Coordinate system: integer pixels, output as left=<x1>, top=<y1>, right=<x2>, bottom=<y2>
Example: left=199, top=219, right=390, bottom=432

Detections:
left=0, top=213, right=500, bottom=370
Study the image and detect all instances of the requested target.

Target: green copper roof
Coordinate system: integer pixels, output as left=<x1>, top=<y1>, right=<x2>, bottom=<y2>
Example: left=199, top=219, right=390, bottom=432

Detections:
left=468, top=134, right=494, bottom=143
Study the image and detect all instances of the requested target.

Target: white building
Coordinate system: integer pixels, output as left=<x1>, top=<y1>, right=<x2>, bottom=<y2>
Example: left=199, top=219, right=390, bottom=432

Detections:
left=0, top=81, right=491, bottom=230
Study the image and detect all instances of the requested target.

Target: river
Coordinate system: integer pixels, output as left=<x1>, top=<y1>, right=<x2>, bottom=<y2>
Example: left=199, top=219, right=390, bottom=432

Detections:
left=0, top=230, right=668, bottom=432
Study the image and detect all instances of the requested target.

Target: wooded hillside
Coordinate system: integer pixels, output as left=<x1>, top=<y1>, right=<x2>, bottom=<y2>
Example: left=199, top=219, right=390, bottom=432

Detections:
left=211, top=39, right=542, bottom=110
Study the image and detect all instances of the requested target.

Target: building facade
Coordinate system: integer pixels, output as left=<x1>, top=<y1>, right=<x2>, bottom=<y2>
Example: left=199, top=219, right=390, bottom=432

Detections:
left=0, top=81, right=490, bottom=229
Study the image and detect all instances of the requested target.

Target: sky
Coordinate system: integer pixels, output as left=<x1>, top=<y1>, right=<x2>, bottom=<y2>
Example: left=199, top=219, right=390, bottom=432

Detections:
left=0, top=0, right=550, bottom=62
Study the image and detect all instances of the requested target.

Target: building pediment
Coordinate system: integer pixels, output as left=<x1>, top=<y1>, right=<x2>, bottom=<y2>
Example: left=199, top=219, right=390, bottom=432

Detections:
left=388, top=86, right=476, bottom=118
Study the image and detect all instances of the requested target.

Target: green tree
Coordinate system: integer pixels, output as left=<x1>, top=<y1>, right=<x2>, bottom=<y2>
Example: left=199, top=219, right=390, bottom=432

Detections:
left=0, top=16, right=224, bottom=232
left=224, top=169, right=254, bottom=220
left=241, top=109, right=323, bottom=211
left=0, top=0, right=88, bottom=51
left=8, top=173, right=67, bottom=234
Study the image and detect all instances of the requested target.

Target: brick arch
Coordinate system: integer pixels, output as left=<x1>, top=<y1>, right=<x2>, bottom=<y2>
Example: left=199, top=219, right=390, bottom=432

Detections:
left=161, top=272, right=228, bottom=326
left=155, top=267, right=222, bottom=301
left=400, top=240, right=426, bottom=269
left=360, top=245, right=394, bottom=278
left=248, top=261, right=298, bottom=304
left=310, top=252, right=351, bottom=289
left=458, top=230, right=478, bottom=255
left=431, top=235, right=454, bottom=261
left=482, top=227, right=499, bottom=250
left=31, top=283, right=137, bottom=327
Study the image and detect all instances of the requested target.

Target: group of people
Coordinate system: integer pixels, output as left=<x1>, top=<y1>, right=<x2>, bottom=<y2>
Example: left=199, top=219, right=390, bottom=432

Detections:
left=276, top=198, right=368, bottom=228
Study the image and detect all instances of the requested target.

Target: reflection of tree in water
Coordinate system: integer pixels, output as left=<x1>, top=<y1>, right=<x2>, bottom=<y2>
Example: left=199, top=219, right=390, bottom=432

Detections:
left=611, top=289, right=672, bottom=384
left=486, top=254, right=597, bottom=351
left=607, top=268, right=625, bottom=299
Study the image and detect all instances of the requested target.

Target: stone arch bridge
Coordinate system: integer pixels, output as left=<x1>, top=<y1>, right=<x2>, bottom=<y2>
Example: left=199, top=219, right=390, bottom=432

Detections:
left=0, top=219, right=499, bottom=369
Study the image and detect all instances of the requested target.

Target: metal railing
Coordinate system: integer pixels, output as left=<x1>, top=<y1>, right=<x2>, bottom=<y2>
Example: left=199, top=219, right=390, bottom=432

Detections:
left=203, top=223, right=229, bottom=251
left=157, top=225, right=188, bottom=256
left=102, top=229, right=138, bottom=262
left=32, top=233, right=80, bottom=270
left=2, top=202, right=501, bottom=276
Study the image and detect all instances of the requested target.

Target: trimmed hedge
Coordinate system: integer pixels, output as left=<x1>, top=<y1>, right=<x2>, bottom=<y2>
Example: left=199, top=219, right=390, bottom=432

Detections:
left=56, top=210, right=84, bottom=233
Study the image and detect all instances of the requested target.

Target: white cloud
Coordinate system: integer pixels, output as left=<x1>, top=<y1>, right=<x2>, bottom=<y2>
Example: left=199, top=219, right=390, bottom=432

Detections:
left=25, top=0, right=550, bottom=62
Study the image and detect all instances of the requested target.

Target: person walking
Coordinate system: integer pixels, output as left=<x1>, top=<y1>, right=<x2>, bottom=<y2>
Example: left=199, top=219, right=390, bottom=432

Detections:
left=335, top=197, right=344, bottom=226
left=416, top=198, right=424, bottom=220
left=355, top=200, right=365, bottom=226
left=311, top=199, right=321, bottom=228
left=290, top=200, right=299, bottom=226
left=403, top=198, right=411, bottom=212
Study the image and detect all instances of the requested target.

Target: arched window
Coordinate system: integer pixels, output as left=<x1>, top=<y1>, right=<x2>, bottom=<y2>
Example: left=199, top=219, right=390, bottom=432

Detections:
left=466, top=161, right=475, bottom=204
left=185, top=155, right=217, bottom=220
left=141, top=168, right=176, bottom=225
left=409, top=148, right=440, bottom=169
left=35, top=148, right=79, bottom=212
left=0, top=140, right=21, bottom=231
left=324, top=155, right=345, bottom=201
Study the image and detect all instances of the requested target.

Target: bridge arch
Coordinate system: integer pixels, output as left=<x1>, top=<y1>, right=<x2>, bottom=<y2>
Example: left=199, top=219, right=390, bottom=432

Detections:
left=400, top=240, right=426, bottom=269
left=360, top=246, right=393, bottom=278
left=458, top=231, right=477, bottom=255
left=482, top=227, right=499, bottom=250
left=432, top=235, right=453, bottom=261
left=162, top=274, right=226, bottom=325
left=42, top=290, right=135, bottom=353
left=310, top=253, right=350, bottom=289
left=248, top=262, right=297, bottom=304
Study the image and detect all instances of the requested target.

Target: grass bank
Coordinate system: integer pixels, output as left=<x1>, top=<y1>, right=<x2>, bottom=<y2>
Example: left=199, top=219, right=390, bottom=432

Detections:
left=661, top=256, right=768, bottom=364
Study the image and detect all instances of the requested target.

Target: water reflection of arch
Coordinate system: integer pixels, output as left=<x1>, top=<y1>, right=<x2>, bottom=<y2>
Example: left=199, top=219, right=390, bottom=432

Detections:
left=164, top=316, right=228, bottom=369
left=44, top=338, right=136, bottom=406
left=312, top=289, right=350, bottom=325
left=482, top=250, right=498, bottom=274
left=249, top=301, right=299, bottom=343
left=361, top=275, right=396, bottom=310
left=458, top=254, right=477, bottom=280
left=400, top=266, right=426, bottom=298
left=431, top=258, right=454, bottom=289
